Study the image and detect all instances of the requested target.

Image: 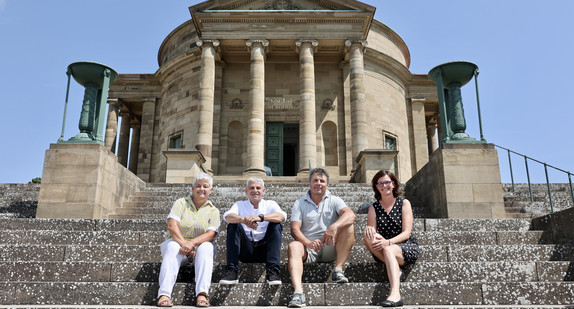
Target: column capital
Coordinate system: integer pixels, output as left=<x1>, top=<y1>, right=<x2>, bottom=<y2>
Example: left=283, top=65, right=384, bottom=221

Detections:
left=246, top=39, right=269, bottom=52
left=295, top=39, right=319, bottom=53
left=410, top=97, right=427, bottom=104
left=196, top=39, right=220, bottom=47
left=142, top=97, right=157, bottom=104
left=196, top=39, right=220, bottom=54
left=107, top=98, right=119, bottom=106
left=345, top=39, right=368, bottom=52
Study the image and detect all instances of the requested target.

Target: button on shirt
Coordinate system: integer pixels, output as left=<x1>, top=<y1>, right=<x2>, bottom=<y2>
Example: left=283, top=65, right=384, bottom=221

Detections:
left=290, top=189, right=347, bottom=241
left=223, top=199, right=287, bottom=242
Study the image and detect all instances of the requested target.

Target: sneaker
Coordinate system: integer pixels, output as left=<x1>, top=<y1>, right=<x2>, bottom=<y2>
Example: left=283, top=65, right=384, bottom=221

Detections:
left=332, top=269, right=348, bottom=283
left=266, top=271, right=282, bottom=286
left=288, top=292, right=306, bottom=308
left=219, top=268, right=238, bottom=285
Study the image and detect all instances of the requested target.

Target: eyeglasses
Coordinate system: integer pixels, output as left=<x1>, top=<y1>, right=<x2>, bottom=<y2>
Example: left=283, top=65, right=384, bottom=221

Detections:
left=376, top=181, right=393, bottom=187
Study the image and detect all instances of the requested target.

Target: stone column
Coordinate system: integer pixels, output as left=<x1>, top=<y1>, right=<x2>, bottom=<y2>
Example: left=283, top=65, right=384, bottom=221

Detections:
left=296, top=39, right=318, bottom=174
left=117, top=111, right=131, bottom=167
left=137, top=97, right=156, bottom=182
left=410, top=98, right=429, bottom=172
left=341, top=61, right=353, bottom=175
left=128, top=122, right=141, bottom=174
left=427, top=120, right=438, bottom=155
left=244, top=39, right=268, bottom=176
left=196, top=39, right=219, bottom=174
left=104, top=99, right=119, bottom=153
left=345, top=40, right=368, bottom=168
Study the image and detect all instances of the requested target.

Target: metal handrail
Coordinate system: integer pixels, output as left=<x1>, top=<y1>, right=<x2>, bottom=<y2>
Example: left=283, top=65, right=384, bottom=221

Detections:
left=495, top=144, right=574, bottom=213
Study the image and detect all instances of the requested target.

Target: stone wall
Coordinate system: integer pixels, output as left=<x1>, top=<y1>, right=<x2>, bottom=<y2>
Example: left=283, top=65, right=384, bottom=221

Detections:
left=36, top=143, right=146, bottom=219
left=531, top=206, right=574, bottom=244
left=405, top=143, right=506, bottom=218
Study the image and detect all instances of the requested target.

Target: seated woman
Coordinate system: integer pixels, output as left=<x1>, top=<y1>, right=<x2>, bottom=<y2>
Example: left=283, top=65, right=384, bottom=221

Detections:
left=157, top=172, right=220, bottom=307
left=363, top=170, right=419, bottom=307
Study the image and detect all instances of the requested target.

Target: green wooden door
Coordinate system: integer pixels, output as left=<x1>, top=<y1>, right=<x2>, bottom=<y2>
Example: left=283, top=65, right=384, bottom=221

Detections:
left=265, top=122, right=284, bottom=176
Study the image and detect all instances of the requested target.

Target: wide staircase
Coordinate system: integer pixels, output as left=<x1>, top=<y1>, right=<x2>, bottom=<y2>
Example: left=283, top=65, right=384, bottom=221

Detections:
left=0, top=182, right=573, bottom=308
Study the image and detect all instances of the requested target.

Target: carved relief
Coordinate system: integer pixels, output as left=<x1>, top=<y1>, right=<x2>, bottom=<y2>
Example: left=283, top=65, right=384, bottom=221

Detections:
left=321, top=99, right=336, bottom=111
left=230, top=98, right=244, bottom=109
left=265, top=0, right=300, bottom=10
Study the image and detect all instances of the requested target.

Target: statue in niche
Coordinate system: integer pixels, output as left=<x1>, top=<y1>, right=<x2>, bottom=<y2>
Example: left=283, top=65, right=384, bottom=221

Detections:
left=230, top=98, right=244, bottom=109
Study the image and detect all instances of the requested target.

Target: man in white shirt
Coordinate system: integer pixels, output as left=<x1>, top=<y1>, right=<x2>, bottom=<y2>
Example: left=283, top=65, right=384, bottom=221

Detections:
left=219, top=177, right=287, bottom=286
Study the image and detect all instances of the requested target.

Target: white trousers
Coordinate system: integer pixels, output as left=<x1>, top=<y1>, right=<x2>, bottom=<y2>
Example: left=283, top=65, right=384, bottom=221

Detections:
left=157, top=239, right=216, bottom=299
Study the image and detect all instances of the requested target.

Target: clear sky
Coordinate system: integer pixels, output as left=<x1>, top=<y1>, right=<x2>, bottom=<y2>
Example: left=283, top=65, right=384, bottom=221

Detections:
left=0, top=0, right=573, bottom=184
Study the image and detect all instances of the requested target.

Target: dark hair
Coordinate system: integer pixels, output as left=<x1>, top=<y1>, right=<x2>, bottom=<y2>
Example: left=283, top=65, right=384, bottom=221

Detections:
left=371, top=170, right=401, bottom=200
left=309, top=167, right=329, bottom=183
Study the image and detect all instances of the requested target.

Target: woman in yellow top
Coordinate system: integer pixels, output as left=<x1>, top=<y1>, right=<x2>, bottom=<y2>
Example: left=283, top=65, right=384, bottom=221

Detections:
left=157, top=172, right=220, bottom=307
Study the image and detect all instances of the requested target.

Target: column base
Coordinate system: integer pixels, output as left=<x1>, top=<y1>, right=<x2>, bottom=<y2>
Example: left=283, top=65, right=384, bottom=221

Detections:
left=243, top=168, right=266, bottom=176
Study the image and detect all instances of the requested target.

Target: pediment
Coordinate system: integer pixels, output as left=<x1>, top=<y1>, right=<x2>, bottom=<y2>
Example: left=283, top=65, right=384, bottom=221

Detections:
left=190, top=0, right=374, bottom=12
left=189, top=0, right=375, bottom=40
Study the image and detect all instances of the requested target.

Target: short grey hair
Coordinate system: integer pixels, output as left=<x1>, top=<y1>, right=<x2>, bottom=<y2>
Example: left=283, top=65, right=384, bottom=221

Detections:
left=192, top=172, right=213, bottom=187
left=309, top=167, right=329, bottom=183
left=246, top=176, right=265, bottom=188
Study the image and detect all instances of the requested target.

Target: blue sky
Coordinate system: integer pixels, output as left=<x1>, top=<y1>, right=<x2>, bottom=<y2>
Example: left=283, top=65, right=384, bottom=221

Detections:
left=0, top=0, right=573, bottom=184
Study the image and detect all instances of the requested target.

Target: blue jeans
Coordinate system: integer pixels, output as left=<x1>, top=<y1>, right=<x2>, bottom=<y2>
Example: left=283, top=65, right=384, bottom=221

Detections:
left=225, top=222, right=282, bottom=273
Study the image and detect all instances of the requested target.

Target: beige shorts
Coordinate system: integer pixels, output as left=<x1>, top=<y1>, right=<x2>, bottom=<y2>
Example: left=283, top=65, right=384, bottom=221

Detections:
left=305, top=244, right=337, bottom=263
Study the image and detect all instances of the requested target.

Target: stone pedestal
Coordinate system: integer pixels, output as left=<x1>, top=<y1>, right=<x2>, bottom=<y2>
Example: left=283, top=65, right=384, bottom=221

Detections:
left=163, top=149, right=207, bottom=183
left=37, top=143, right=145, bottom=219
left=405, top=143, right=506, bottom=218
left=352, top=149, right=398, bottom=183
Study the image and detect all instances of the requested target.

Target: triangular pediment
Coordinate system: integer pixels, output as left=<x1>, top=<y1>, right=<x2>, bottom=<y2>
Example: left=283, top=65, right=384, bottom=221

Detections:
left=189, top=0, right=375, bottom=40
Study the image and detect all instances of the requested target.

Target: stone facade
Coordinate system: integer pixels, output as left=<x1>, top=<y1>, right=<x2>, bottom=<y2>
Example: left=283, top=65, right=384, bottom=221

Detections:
left=107, top=0, right=439, bottom=183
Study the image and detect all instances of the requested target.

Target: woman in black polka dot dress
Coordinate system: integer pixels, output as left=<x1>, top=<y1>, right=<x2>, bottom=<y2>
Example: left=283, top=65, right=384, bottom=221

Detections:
left=363, top=170, right=419, bottom=307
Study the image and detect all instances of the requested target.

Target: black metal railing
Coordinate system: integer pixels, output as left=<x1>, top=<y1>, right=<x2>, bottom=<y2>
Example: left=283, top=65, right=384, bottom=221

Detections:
left=495, top=144, right=574, bottom=213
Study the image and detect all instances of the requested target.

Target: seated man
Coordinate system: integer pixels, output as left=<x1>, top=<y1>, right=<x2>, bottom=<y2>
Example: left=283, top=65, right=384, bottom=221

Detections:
left=287, top=168, right=356, bottom=308
left=219, top=177, right=287, bottom=286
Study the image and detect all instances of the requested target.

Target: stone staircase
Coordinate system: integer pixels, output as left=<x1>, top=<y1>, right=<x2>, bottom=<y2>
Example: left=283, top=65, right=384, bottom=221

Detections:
left=0, top=183, right=39, bottom=218
left=0, top=182, right=573, bottom=307
left=503, top=183, right=574, bottom=218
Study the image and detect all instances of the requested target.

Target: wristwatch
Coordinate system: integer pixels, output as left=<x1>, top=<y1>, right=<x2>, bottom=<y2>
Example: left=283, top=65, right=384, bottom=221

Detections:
left=258, top=214, right=264, bottom=222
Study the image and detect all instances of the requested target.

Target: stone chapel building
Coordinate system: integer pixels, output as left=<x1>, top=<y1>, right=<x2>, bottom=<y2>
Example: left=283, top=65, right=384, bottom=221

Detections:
left=106, top=0, right=439, bottom=183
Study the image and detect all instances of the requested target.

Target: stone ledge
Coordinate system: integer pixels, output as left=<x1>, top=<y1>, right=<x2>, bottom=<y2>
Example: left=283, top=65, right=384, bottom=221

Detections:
left=2, top=282, right=573, bottom=306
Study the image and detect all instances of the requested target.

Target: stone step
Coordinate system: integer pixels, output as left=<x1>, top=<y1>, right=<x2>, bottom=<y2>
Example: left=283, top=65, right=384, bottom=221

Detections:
left=1, top=261, right=572, bottom=283
left=1, top=281, right=572, bottom=305
left=0, top=225, right=549, bottom=247
left=0, top=217, right=537, bottom=232
left=502, top=212, right=534, bottom=219
left=0, top=303, right=569, bottom=309
left=111, top=206, right=431, bottom=217
left=502, top=183, right=572, bottom=192
left=513, top=201, right=573, bottom=217
left=118, top=201, right=371, bottom=211
left=2, top=244, right=573, bottom=263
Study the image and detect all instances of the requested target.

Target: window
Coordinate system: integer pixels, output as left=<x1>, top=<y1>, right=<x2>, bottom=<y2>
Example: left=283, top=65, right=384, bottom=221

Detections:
left=169, top=134, right=182, bottom=149
left=384, top=134, right=396, bottom=150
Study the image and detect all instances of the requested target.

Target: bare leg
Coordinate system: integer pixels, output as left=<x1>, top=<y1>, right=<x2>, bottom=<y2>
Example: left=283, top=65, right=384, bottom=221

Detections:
left=288, top=241, right=307, bottom=292
left=364, top=235, right=404, bottom=301
left=334, top=224, right=354, bottom=270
